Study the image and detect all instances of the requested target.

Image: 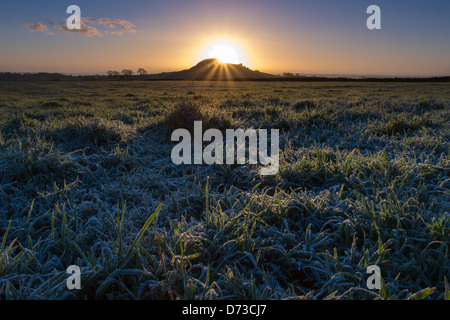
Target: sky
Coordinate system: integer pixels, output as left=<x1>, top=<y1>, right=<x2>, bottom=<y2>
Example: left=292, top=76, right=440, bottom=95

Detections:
left=0, top=0, right=449, bottom=76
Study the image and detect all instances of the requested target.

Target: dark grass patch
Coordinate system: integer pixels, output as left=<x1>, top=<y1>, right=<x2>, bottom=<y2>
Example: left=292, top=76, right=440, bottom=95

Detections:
left=368, top=116, right=437, bottom=136
left=48, top=117, right=135, bottom=149
left=0, top=137, right=80, bottom=188
left=163, top=99, right=235, bottom=133
left=418, top=99, right=446, bottom=111
left=293, top=100, right=318, bottom=111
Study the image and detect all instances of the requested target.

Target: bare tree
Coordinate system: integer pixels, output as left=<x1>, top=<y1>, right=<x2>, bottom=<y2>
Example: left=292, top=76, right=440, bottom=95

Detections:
left=137, top=68, right=148, bottom=75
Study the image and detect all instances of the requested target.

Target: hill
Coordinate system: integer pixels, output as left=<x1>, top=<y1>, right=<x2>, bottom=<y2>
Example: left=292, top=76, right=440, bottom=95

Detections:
left=147, top=58, right=275, bottom=80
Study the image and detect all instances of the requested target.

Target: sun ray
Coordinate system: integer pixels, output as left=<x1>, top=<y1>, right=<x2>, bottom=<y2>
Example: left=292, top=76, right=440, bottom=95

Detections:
left=204, top=59, right=220, bottom=80
left=223, top=63, right=234, bottom=83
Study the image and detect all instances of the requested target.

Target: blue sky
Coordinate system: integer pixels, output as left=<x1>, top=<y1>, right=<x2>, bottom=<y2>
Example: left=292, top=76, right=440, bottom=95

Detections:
left=0, top=0, right=449, bottom=76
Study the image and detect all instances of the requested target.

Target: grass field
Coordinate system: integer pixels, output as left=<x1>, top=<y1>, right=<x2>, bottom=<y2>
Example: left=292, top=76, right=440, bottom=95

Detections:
left=0, top=80, right=449, bottom=300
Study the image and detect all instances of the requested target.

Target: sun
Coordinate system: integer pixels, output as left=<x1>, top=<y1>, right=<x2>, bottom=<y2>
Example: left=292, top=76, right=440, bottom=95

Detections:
left=208, top=44, right=240, bottom=64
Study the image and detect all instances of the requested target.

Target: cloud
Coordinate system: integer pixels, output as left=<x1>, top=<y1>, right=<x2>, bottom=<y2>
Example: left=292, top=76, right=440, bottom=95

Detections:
left=28, top=16, right=136, bottom=37
left=27, top=22, right=55, bottom=35
left=28, top=22, right=48, bottom=32
left=55, top=21, right=102, bottom=37
left=83, top=17, right=137, bottom=35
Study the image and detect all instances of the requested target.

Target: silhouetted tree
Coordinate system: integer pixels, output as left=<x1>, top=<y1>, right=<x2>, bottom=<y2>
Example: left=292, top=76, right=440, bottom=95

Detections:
left=107, top=70, right=120, bottom=77
left=137, top=68, right=148, bottom=75
left=121, top=69, right=134, bottom=77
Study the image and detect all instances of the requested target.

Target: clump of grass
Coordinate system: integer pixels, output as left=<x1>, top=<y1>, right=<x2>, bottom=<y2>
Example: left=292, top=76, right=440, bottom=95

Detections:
left=418, top=99, right=445, bottom=111
left=0, top=136, right=79, bottom=188
left=297, top=106, right=332, bottom=128
left=40, top=100, right=64, bottom=108
left=164, top=98, right=235, bottom=133
left=1, top=113, right=39, bottom=138
left=165, top=99, right=204, bottom=131
left=293, top=100, right=317, bottom=111
left=52, top=117, right=135, bottom=149
left=369, top=116, right=436, bottom=136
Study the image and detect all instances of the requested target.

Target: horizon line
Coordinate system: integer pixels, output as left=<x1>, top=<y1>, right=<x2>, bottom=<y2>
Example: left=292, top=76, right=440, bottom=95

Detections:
left=1, top=70, right=449, bottom=79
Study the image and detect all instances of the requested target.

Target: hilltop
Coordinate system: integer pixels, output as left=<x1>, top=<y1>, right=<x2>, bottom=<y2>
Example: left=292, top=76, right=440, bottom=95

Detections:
left=147, top=58, right=275, bottom=80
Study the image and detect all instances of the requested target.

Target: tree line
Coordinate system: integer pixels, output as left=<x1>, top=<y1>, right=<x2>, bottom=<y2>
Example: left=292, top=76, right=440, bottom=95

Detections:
left=106, top=68, right=148, bottom=77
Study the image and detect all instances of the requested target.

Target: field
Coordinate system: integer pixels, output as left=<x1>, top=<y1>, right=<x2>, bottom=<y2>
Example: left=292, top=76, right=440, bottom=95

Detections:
left=0, top=80, right=449, bottom=300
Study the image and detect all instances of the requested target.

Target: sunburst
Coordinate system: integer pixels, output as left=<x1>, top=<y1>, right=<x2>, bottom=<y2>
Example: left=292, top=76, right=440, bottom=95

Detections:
left=208, top=44, right=240, bottom=64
